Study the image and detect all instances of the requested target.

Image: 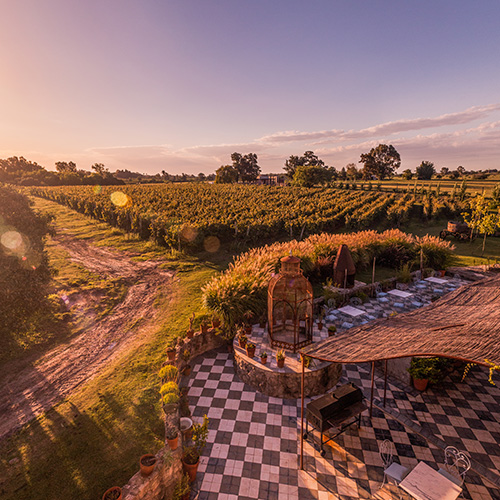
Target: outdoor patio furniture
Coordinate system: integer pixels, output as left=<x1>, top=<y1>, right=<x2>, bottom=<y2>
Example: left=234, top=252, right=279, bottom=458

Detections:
left=438, top=446, right=471, bottom=488
left=379, top=440, right=410, bottom=495
left=399, top=461, right=462, bottom=500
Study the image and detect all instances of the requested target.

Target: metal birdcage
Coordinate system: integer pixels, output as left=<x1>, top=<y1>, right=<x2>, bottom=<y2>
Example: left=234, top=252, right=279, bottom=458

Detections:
left=267, top=255, right=313, bottom=352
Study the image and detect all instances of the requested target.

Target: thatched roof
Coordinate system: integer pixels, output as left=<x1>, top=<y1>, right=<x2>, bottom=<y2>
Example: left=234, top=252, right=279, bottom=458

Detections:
left=301, top=274, right=500, bottom=367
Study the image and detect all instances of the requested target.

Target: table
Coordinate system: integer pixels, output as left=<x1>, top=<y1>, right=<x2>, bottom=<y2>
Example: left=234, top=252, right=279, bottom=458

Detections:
left=399, top=461, right=462, bottom=500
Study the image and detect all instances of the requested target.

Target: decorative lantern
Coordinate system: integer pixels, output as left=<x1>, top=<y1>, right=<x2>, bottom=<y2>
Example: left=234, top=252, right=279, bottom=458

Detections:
left=333, top=244, right=356, bottom=288
left=267, top=255, right=313, bottom=352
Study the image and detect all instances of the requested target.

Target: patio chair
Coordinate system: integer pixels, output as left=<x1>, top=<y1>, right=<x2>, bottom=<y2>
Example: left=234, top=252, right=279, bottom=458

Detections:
left=438, top=446, right=471, bottom=487
left=378, top=440, right=410, bottom=497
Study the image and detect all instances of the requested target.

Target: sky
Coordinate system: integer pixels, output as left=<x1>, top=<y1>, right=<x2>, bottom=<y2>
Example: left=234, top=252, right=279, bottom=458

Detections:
left=1, top=0, right=500, bottom=175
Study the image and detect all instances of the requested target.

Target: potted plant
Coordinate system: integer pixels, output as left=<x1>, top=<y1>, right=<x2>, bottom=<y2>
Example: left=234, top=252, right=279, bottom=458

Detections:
left=182, top=349, right=191, bottom=376
left=102, top=487, right=122, bottom=500
left=260, top=351, right=268, bottom=365
left=238, top=331, right=247, bottom=349
left=140, top=454, right=157, bottom=476
left=407, top=357, right=440, bottom=391
left=186, top=312, right=195, bottom=339
left=258, top=314, right=267, bottom=329
left=166, top=427, right=179, bottom=451
left=276, top=349, right=286, bottom=368
left=246, top=342, right=256, bottom=358
left=172, top=473, right=191, bottom=500
left=166, top=339, right=177, bottom=361
left=317, top=310, right=324, bottom=331
left=159, top=364, right=179, bottom=383
left=182, top=415, right=209, bottom=482
left=243, top=311, right=254, bottom=335
left=162, top=393, right=180, bottom=414
left=327, top=325, right=337, bottom=337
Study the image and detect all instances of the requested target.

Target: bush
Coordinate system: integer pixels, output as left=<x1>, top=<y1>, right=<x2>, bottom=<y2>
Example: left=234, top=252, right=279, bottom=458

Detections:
left=160, top=381, right=179, bottom=395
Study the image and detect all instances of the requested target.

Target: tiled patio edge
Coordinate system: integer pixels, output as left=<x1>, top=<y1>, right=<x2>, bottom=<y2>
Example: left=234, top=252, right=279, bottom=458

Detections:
left=373, top=398, right=500, bottom=489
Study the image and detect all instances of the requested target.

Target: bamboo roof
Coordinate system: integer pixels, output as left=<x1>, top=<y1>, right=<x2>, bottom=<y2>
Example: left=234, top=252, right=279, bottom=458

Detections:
left=301, top=274, right=500, bottom=367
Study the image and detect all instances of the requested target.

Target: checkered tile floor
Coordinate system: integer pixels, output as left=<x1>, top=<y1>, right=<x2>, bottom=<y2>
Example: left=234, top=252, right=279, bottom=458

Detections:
left=186, top=349, right=500, bottom=500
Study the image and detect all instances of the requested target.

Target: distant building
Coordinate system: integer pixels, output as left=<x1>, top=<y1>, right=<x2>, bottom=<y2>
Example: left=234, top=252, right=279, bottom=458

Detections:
left=256, top=173, right=286, bottom=186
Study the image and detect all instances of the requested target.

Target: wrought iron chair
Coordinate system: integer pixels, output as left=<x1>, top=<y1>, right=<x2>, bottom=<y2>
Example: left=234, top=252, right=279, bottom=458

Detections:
left=378, top=440, right=410, bottom=498
left=438, top=446, right=471, bottom=487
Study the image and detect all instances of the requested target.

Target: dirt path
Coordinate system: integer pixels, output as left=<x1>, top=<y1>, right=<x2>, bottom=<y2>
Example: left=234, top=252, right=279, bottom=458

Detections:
left=0, top=232, right=174, bottom=441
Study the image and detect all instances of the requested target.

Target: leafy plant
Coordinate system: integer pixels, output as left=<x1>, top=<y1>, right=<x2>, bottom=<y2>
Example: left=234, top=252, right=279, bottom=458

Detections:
left=276, top=349, right=286, bottom=361
left=166, top=426, right=178, bottom=440
left=396, top=262, right=412, bottom=283
left=407, top=357, right=444, bottom=383
left=172, top=474, right=191, bottom=500
left=158, top=364, right=178, bottom=382
left=260, top=351, right=268, bottom=358
left=183, top=415, right=209, bottom=465
left=162, top=393, right=179, bottom=405
left=159, top=381, right=179, bottom=395
left=246, top=342, right=255, bottom=349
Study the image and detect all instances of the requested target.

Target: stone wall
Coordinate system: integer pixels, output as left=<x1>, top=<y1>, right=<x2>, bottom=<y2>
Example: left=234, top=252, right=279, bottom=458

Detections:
left=233, top=351, right=342, bottom=399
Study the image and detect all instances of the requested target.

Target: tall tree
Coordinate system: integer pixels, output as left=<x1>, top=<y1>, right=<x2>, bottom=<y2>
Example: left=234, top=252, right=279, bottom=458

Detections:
left=284, top=151, right=325, bottom=179
left=292, top=165, right=333, bottom=187
left=359, top=144, right=401, bottom=180
left=231, top=152, right=260, bottom=182
left=55, top=161, right=77, bottom=173
left=416, top=161, right=435, bottom=180
left=215, top=165, right=239, bottom=184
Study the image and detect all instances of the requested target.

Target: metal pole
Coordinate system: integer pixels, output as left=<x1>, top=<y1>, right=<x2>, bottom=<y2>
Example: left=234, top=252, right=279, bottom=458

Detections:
left=300, top=353, right=305, bottom=470
left=384, top=359, right=388, bottom=407
left=370, top=361, right=375, bottom=418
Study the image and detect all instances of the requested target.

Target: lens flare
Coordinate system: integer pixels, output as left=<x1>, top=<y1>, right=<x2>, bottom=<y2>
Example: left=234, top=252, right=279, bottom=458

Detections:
left=110, top=191, right=130, bottom=207
left=203, top=236, right=220, bottom=253
left=180, top=225, right=198, bottom=243
left=1, top=230, right=23, bottom=251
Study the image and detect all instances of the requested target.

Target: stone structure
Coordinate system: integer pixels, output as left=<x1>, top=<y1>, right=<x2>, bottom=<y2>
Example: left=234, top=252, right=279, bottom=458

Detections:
left=267, top=255, right=313, bottom=352
left=333, top=244, right=356, bottom=288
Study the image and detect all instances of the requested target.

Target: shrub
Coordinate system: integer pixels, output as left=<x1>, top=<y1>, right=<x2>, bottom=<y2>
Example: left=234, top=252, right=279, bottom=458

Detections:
left=160, top=381, right=179, bottom=395
left=158, top=365, right=179, bottom=381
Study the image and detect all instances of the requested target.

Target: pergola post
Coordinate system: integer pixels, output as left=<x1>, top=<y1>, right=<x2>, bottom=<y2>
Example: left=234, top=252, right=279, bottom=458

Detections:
left=384, top=359, right=388, bottom=407
left=300, top=353, right=305, bottom=470
left=370, top=361, right=375, bottom=417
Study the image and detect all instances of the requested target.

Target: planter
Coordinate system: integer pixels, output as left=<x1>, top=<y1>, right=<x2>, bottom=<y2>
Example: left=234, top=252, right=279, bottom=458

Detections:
left=328, top=326, right=337, bottom=337
left=183, top=365, right=192, bottom=377
left=277, top=358, right=285, bottom=369
left=246, top=346, right=256, bottom=358
left=244, top=325, right=252, bottom=335
left=413, top=378, right=429, bottom=391
left=238, top=338, right=247, bottom=349
left=439, top=270, right=446, bottom=277
left=140, top=454, right=156, bottom=476
left=317, top=321, right=324, bottom=331
left=163, top=403, right=178, bottom=415
left=167, top=349, right=176, bottom=361
left=260, top=357, right=267, bottom=365
left=102, top=486, right=122, bottom=500
left=167, top=435, right=179, bottom=451
left=182, top=458, right=199, bottom=483
left=180, top=417, right=193, bottom=440
left=186, top=329, right=194, bottom=339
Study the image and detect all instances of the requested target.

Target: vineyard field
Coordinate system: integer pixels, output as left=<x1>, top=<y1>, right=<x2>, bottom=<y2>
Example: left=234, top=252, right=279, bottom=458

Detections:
left=30, top=184, right=466, bottom=250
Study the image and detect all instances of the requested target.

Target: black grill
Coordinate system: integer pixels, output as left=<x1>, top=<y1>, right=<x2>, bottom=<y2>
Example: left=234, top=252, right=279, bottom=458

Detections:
left=304, top=383, right=366, bottom=456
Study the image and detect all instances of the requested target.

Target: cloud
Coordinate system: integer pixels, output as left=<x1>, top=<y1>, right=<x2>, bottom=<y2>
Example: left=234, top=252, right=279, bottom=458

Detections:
left=258, top=103, right=500, bottom=144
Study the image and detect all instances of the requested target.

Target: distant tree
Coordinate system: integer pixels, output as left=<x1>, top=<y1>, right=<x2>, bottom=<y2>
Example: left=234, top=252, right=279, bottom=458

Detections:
left=91, top=163, right=108, bottom=175
left=339, top=167, right=347, bottom=180
left=440, top=167, right=449, bottom=176
left=55, top=161, right=77, bottom=173
left=359, top=144, right=401, bottom=180
left=401, top=169, right=413, bottom=180
left=292, top=165, right=333, bottom=187
left=284, top=151, right=325, bottom=179
left=197, top=172, right=206, bottom=182
left=231, top=152, right=260, bottom=182
left=215, top=165, right=239, bottom=184
left=416, top=161, right=435, bottom=180
left=457, top=165, right=466, bottom=176
left=345, top=163, right=362, bottom=180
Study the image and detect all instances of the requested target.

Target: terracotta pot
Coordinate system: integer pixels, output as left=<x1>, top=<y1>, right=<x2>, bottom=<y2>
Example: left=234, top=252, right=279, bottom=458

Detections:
left=413, top=378, right=429, bottom=391
left=163, top=403, right=178, bottom=415
left=238, top=338, right=247, bottom=349
left=167, top=435, right=179, bottom=451
left=439, top=270, right=446, bottom=277
left=318, top=321, right=323, bottom=331
left=244, top=325, right=252, bottom=335
left=140, top=454, right=156, bottom=476
left=328, top=327, right=336, bottom=337
left=246, top=347, right=256, bottom=358
left=167, top=349, right=176, bottom=361
left=183, top=365, right=191, bottom=376
left=260, top=357, right=267, bottom=365
left=182, top=458, right=199, bottom=483
left=102, top=486, right=122, bottom=500
left=186, top=329, right=194, bottom=339
left=277, top=358, right=285, bottom=368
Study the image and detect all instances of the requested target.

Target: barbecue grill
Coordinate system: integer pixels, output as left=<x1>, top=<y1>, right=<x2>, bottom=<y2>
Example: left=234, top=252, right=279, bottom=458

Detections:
left=304, top=383, right=367, bottom=456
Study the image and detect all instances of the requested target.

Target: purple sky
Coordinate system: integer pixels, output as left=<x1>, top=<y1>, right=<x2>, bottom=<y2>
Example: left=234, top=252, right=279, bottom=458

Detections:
left=1, top=1, right=499, bottom=174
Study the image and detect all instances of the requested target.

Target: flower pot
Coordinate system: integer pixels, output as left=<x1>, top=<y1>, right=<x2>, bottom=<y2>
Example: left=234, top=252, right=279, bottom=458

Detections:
left=238, top=338, right=247, bottom=349
left=182, top=458, right=199, bottom=483
left=102, top=486, right=122, bottom=500
left=439, top=270, right=446, bottom=277
left=318, top=321, right=323, bottom=331
left=140, top=454, right=156, bottom=476
left=260, top=357, right=267, bottom=365
left=244, top=325, right=252, bottom=335
left=277, top=358, right=285, bottom=368
left=246, top=346, right=256, bottom=358
left=167, top=349, right=176, bottom=361
left=180, top=417, right=193, bottom=440
left=183, top=365, right=192, bottom=376
left=163, top=403, right=178, bottom=415
left=167, top=435, right=179, bottom=451
left=328, top=327, right=336, bottom=337
left=413, top=378, right=429, bottom=391
left=186, top=329, right=194, bottom=339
